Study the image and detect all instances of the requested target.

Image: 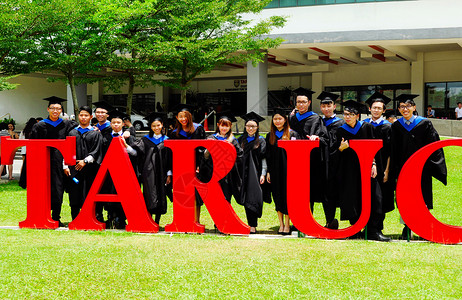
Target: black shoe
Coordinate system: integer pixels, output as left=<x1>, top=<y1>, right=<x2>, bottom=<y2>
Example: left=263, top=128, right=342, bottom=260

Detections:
left=114, top=217, right=126, bottom=230
left=347, top=231, right=364, bottom=240
left=325, top=219, right=339, bottom=230
left=401, top=225, right=411, bottom=240
left=367, top=231, right=391, bottom=242
left=58, top=221, right=65, bottom=228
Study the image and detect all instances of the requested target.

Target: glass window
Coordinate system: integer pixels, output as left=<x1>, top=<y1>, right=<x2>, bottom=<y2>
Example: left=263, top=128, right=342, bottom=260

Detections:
left=447, top=82, right=462, bottom=108
left=280, top=0, right=297, bottom=6
left=265, top=0, right=279, bottom=8
left=298, top=0, right=316, bottom=5
left=427, top=83, right=446, bottom=109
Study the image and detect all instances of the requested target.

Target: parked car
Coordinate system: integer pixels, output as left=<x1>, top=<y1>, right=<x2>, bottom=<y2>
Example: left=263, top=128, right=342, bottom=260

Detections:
left=113, top=106, right=149, bottom=131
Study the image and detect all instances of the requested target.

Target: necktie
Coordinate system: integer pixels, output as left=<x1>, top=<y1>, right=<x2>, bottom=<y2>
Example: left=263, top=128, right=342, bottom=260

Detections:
left=113, top=133, right=119, bottom=137
left=405, top=120, right=411, bottom=125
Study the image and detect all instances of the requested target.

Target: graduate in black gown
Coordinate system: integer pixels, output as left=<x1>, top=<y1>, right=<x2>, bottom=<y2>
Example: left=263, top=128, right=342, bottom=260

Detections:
left=93, top=101, right=114, bottom=136
left=29, top=96, right=77, bottom=226
left=202, top=111, right=243, bottom=204
left=335, top=100, right=387, bottom=241
left=65, top=106, right=103, bottom=220
left=237, top=112, right=267, bottom=234
left=389, top=94, right=447, bottom=239
left=288, top=88, right=328, bottom=207
left=168, top=104, right=206, bottom=223
left=318, top=92, right=344, bottom=230
left=101, top=110, right=139, bottom=229
left=265, top=108, right=299, bottom=235
left=133, top=112, right=172, bottom=225
left=364, top=92, right=395, bottom=239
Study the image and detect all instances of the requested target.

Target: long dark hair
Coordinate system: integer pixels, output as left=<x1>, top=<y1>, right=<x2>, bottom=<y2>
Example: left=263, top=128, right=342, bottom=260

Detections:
left=215, top=118, right=234, bottom=141
left=174, top=111, right=195, bottom=137
left=269, top=114, right=290, bottom=145
left=240, top=120, right=260, bottom=149
left=148, top=118, right=165, bottom=138
left=22, top=118, right=36, bottom=139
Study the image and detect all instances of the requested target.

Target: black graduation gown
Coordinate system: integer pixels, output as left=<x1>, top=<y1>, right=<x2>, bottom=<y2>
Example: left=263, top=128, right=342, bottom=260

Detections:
left=237, top=135, right=267, bottom=217
left=168, top=123, right=206, bottom=206
left=27, top=118, right=77, bottom=219
left=66, top=128, right=103, bottom=209
left=364, top=118, right=395, bottom=213
left=200, top=134, right=243, bottom=203
left=335, top=121, right=382, bottom=222
left=323, top=116, right=345, bottom=208
left=133, top=135, right=172, bottom=215
left=289, top=112, right=328, bottom=203
left=265, top=130, right=299, bottom=214
left=390, top=117, right=447, bottom=209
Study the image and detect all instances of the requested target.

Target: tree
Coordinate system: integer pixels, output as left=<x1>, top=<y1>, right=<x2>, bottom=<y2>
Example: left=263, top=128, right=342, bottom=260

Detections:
left=154, top=0, right=286, bottom=103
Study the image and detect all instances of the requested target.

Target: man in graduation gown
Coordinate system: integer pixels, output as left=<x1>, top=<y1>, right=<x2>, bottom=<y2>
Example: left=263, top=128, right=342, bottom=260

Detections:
left=389, top=94, right=447, bottom=239
left=364, top=92, right=395, bottom=241
left=288, top=88, right=328, bottom=206
left=65, top=106, right=103, bottom=220
left=318, top=91, right=344, bottom=230
left=30, top=96, right=77, bottom=226
left=100, top=109, right=139, bottom=229
left=336, top=100, right=388, bottom=241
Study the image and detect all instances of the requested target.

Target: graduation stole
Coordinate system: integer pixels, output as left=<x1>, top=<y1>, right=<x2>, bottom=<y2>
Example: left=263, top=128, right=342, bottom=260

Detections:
left=398, top=116, right=424, bottom=132
left=246, top=135, right=256, bottom=143
left=275, top=130, right=284, bottom=139
left=341, top=120, right=363, bottom=135
left=296, top=111, right=315, bottom=121
left=96, top=121, right=110, bottom=131
left=76, top=126, right=94, bottom=135
left=145, top=134, right=168, bottom=145
left=177, top=123, right=202, bottom=138
left=323, top=116, right=341, bottom=127
left=42, top=118, right=63, bottom=127
left=213, top=133, right=226, bottom=141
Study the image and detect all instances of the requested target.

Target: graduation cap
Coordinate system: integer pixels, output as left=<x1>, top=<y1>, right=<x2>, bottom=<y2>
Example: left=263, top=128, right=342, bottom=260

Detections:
left=144, top=112, right=167, bottom=124
left=216, top=111, right=237, bottom=123
left=107, top=109, right=129, bottom=121
left=272, top=107, right=291, bottom=117
left=172, top=103, right=195, bottom=114
left=342, top=100, right=366, bottom=114
left=293, top=87, right=315, bottom=100
left=317, top=91, right=340, bottom=103
left=43, top=96, right=67, bottom=107
left=241, top=111, right=265, bottom=123
left=365, top=92, right=391, bottom=107
left=92, top=101, right=114, bottom=112
left=394, top=94, right=419, bottom=103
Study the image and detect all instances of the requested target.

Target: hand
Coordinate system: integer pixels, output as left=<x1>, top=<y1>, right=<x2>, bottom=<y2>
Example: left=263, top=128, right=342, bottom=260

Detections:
left=260, top=175, right=265, bottom=184
left=64, top=168, right=71, bottom=177
left=290, top=108, right=296, bottom=116
left=339, top=138, right=349, bottom=151
left=75, top=160, right=86, bottom=171
left=166, top=175, right=172, bottom=185
left=122, top=131, right=131, bottom=139
left=93, top=126, right=100, bottom=131
left=122, top=138, right=129, bottom=148
left=383, top=171, right=389, bottom=183
left=309, top=135, right=319, bottom=141
left=266, top=173, right=271, bottom=184
left=371, top=164, right=377, bottom=178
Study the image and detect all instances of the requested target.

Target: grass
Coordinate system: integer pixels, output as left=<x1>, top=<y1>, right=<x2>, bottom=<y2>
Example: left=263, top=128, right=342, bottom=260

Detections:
left=0, top=141, right=461, bottom=298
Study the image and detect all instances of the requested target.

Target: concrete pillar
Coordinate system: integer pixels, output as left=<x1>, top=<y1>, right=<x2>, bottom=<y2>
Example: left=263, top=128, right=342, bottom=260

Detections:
left=311, top=72, right=324, bottom=113
left=411, top=52, right=425, bottom=115
left=90, top=81, right=104, bottom=105
left=67, top=83, right=87, bottom=117
left=246, top=57, right=268, bottom=115
left=155, top=84, right=170, bottom=111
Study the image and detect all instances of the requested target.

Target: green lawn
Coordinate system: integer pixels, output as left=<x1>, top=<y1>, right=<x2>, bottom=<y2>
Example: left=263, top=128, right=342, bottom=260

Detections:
left=0, top=142, right=461, bottom=298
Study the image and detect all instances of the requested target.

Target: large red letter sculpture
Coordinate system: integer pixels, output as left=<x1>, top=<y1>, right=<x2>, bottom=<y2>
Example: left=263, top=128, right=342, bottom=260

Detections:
left=1, top=136, right=76, bottom=229
left=279, top=140, right=382, bottom=239
left=69, top=138, right=158, bottom=233
left=397, top=139, right=462, bottom=244
left=164, top=140, right=249, bottom=234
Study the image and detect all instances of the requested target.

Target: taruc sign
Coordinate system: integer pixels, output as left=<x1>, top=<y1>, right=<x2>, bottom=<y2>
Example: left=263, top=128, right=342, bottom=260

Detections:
left=1, top=137, right=462, bottom=244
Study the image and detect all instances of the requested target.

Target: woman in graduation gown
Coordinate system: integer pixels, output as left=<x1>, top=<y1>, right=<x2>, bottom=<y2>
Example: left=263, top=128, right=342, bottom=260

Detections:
left=202, top=112, right=243, bottom=203
left=168, top=104, right=206, bottom=222
left=133, top=113, right=172, bottom=225
left=389, top=94, right=447, bottom=238
left=265, top=108, right=299, bottom=235
left=335, top=100, right=385, bottom=240
left=237, top=112, right=267, bottom=234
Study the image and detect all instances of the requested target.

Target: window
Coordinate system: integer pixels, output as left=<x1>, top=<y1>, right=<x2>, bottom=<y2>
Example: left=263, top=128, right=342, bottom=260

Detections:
left=266, top=0, right=405, bottom=8
left=426, top=82, right=462, bottom=119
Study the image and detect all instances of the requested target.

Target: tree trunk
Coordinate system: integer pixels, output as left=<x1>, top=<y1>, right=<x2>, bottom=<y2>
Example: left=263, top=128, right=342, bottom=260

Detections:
left=181, top=87, right=187, bottom=104
left=126, top=72, right=135, bottom=116
left=68, top=73, right=79, bottom=117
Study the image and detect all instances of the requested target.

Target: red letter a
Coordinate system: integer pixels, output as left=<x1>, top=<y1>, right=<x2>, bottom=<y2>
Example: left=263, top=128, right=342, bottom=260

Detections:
left=69, top=138, right=158, bottom=233
left=1, top=136, right=76, bottom=229
left=279, top=140, right=382, bottom=239
left=164, top=140, right=249, bottom=234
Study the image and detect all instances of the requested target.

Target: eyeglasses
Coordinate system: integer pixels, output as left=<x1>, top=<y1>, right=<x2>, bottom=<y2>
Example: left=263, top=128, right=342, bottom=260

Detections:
left=245, top=125, right=258, bottom=129
left=343, top=113, right=356, bottom=117
left=399, top=105, right=413, bottom=110
left=296, top=101, right=309, bottom=104
left=49, top=106, right=62, bottom=111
